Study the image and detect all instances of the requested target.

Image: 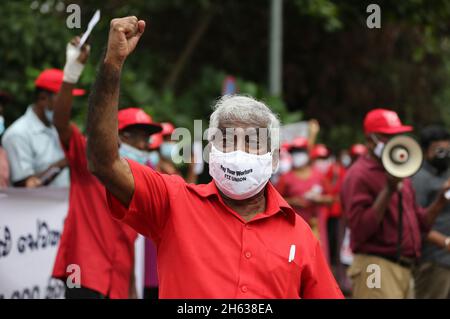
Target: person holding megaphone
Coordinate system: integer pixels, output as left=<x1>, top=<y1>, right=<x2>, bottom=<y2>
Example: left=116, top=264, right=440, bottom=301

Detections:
left=340, top=109, right=450, bottom=299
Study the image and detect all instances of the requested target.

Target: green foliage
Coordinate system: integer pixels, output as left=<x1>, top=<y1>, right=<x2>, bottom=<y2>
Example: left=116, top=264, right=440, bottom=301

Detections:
left=294, top=0, right=343, bottom=32
left=1, top=0, right=450, bottom=151
left=0, top=0, right=294, bottom=134
left=0, top=1, right=71, bottom=121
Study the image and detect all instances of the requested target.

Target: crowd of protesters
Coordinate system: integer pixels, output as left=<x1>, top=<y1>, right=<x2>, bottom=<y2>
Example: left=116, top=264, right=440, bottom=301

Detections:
left=0, top=16, right=449, bottom=299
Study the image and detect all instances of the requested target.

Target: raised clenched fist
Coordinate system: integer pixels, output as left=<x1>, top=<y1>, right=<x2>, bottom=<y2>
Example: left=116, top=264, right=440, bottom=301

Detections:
left=104, top=16, right=146, bottom=67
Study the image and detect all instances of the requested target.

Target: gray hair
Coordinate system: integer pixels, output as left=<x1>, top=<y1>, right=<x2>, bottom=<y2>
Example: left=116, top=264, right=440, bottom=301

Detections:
left=208, top=95, right=280, bottom=151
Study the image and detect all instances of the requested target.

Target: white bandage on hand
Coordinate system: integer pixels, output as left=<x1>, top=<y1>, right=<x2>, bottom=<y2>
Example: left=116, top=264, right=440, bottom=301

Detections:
left=63, top=43, right=85, bottom=84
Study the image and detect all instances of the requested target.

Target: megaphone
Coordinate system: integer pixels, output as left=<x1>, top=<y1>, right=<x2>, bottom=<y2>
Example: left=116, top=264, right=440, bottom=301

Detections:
left=381, top=135, right=423, bottom=178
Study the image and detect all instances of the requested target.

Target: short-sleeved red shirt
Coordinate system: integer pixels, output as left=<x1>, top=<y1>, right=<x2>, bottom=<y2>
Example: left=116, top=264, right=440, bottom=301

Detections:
left=106, top=160, right=344, bottom=299
left=52, top=125, right=137, bottom=298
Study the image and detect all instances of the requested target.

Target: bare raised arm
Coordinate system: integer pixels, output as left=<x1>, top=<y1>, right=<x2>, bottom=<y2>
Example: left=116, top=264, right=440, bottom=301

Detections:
left=86, top=16, right=146, bottom=206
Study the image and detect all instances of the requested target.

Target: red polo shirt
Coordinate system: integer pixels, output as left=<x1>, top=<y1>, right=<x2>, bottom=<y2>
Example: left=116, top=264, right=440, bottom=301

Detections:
left=52, top=125, right=137, bottom=298
left=106, top=160, right=344, bottom=299
left=340, top=155, right=430, bottom=259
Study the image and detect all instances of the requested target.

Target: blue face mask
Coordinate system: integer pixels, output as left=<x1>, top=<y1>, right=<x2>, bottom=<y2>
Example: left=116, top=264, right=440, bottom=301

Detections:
left=44, top=108, right=54, bottom=124
left=119, top=143, right=150, bottom=165
left=0, top=116, right=4, bottom=135
left=160, top=142, right=177, bottom=160
left=148, top=151, right=160, bottom=168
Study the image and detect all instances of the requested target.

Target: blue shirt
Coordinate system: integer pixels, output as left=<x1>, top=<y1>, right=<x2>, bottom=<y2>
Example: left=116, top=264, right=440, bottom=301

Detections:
left=1, top=106, right=69, bottom=187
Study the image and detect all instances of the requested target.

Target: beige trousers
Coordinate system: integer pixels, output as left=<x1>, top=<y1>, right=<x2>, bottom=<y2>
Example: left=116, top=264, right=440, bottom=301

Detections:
left=347, top=254, right=413, bottom=299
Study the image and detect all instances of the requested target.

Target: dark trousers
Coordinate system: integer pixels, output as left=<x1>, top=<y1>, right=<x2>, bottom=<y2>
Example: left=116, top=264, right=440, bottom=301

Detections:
left=143, top=287, right=158, bottom=299
left=65, top=285, right=108, bottom=299
left=327, top=217, right=340, bottom=266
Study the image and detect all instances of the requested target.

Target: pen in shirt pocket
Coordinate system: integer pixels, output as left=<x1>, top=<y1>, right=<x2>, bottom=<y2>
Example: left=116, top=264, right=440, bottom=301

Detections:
left=288, top=244, right=296, bottom=263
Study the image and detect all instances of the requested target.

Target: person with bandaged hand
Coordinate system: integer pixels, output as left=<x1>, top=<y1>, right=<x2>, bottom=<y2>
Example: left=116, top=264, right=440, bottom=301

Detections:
left=1, top=38, right=89, bottom=187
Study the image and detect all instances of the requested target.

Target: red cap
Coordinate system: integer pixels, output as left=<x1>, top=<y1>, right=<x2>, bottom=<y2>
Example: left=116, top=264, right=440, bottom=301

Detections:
left=148, top=122, right=176, bottom=149
left=288, top=137, right=309, bottom=151
left=118, top=108, right=162, bottom=135
left=350, top=144, right=368, bottom=156
left=280, top=142, right=291, bottom=152
left=149, top=133, right=163, bottom=150
left=363, top=108, right=413, bottom=135
left=310, top=144, right=330, bottom=159
left=35, top=69, right=85, bottom=96
left=161, top=122, right=175, bottom=136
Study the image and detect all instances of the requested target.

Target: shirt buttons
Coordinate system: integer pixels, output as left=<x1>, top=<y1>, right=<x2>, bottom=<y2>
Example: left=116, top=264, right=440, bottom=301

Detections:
left=241, top=285, right=248, bottom=293
left=245, top=251, right=252, bottom=259
left=245, top=224, right=251, bottom=229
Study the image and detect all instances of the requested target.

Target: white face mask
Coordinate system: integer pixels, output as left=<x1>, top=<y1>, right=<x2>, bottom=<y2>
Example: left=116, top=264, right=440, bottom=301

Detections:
left=341, top=154, right=352, bottom=167
left=372, top=135, right=385, bottom=158
left=209, top=144, right=273, bottom=200
left=45, top=107, right=54, bottom=124
left=160, top=142, right=177, bottom=160
left=278, top=158, right=292, bottom=174
left=292, top=152, right=309, bottom=168
left=315, top=159, right=330, bottom=173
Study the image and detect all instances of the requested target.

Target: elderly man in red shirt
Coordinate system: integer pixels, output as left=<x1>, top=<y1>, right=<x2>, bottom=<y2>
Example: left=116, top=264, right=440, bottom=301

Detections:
left=85, top=16, right=343, bottom=299
left=341, top=108, right=450, bottom=299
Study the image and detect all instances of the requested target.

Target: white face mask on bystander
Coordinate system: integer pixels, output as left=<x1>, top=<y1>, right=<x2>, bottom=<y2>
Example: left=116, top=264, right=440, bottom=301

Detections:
left=44, top=107, right=54, bottom=124
left=209, top=144, right=273, bottom=200
left=371, top=134, right=385, bottom=158
left=119, top=142, right=151, bottom=165
left=292, top=152, right=309, bottom=168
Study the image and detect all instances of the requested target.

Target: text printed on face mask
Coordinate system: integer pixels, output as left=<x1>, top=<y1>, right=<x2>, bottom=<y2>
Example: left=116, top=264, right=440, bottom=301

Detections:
left=220, top=165, right=253, bottom=182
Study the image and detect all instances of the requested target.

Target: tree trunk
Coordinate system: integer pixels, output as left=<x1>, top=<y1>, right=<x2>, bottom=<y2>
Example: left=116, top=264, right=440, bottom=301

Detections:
left=163, top=5, right=216, bottom=90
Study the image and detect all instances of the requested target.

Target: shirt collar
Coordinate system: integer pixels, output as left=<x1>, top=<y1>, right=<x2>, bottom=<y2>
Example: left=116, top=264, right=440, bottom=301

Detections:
left=187, top=181, right=296, bottom=225
left=25, top=105, right=50, bottom=133
left=267, top=182, right=297, bottom=225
